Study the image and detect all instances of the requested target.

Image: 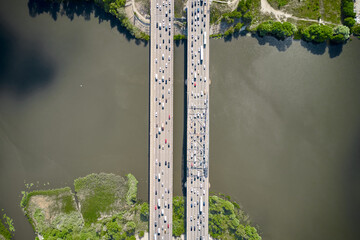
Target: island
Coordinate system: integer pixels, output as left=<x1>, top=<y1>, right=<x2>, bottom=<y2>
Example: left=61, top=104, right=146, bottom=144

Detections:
left=20, top=173, right=261, bottom=240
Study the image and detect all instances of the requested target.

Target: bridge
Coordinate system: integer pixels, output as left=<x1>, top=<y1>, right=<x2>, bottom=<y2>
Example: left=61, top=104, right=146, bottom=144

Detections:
left=149, top=0, right=210, bottom=239
left=149, top=0, right=174, bottom=239
left=186, top=0, right=211, bottom=239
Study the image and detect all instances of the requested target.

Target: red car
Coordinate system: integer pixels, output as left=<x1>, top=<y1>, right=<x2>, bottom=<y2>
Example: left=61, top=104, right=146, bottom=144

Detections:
left=169, top=114, right=171, bottom=120
left=165, top=139, right=167, bottom=144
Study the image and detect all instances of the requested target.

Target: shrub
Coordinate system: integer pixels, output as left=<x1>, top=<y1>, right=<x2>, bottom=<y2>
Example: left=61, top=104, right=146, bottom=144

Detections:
left=224, top=27, right=235, bottom=36
left=333, top=25, right=350, bottom=39
left=331, top=33, right=346, bottom=43
left=352, top=24, right=360, bottom=36
left=342, top=0, right=356, bottom=18
left=344, top=17, right=356, bottom=27
left=140, top=202, right=149, bottom=221
left=302, top=24, right=333, bottom=42
left=234, top=22, right=244, bottom=32
left=257, top=21, right=296, bottom=39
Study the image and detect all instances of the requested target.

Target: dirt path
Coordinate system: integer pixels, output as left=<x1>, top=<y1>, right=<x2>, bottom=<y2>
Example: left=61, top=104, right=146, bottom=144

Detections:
left=260, top=0, right=336, bottom=24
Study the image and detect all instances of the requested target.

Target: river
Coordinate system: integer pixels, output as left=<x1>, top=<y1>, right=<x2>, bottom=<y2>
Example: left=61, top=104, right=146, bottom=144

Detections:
left=0, top=0, right=360, bottom=239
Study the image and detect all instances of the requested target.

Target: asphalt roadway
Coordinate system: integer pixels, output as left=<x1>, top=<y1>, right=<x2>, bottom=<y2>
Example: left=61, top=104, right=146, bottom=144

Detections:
left=186, top=0, right=211, bottom=239
left=149, top=0, right=174, bottom=239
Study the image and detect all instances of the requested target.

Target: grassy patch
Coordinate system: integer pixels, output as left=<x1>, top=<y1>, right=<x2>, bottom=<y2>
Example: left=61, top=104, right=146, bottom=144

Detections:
left=126, top=174, right=138, bottom=205
left=322, top=0, right=341, bottom=23
left=174, top=0, right=185, bottom=18
left=74, top=173, right=127, bottom=224
left=21, top=173, right=262, bottom=240
left=172, top=196, right=185, bottom=237
left=0, top=218, right=12, bottom=240
left=267, top=0, right=290, bottom=9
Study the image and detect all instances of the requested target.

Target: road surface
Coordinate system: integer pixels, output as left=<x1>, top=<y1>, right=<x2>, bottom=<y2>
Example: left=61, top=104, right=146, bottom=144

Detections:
left=186, top=0, right=210, bottom=239
left=149, top=0, right=174, bottom=239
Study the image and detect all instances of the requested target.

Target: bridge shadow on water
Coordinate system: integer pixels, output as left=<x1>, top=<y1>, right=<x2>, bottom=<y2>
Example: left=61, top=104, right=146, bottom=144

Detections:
left=0, top=22, right=55, bottom=98
left=27, top=0, right=147, bottom=46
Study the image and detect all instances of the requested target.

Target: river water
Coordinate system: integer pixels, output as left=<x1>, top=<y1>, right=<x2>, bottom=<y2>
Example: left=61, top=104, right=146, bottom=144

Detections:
left=0, top=0, right=360, bottom=239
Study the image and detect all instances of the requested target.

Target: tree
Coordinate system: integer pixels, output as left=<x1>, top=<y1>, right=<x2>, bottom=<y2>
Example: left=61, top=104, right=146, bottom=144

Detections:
left=140, top=202, right=149, bottom=221
left=342, top=0, right=356, bottom=18
left=331, top=34, right=346, bottom=43
left=243, top=12, right=253, bottom=24
left=302, top=24, right=333, bottom=43
left=125, top=221, right=136, bottom=235
left=257, top=21, right=273, bottom=37
left=344, top=17, right=356, bottom=27
left=352, top=24, right=360, bottom=36
left=333, top=25, right=350, bottom=39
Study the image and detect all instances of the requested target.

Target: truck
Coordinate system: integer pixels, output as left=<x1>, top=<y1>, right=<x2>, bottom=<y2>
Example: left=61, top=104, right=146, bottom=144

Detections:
left=200, top=46, right=203, bottom=62
left=203, top=32, right=206, bottom=45
left=200, top=196, right=203, bottom=213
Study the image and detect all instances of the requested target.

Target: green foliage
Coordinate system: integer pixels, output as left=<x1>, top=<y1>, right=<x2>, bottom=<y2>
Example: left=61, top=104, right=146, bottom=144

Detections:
left=172, top=196, right=185, bottom=237
left=21, top=173, right=148, bottom=240
left=234, top=22, right=244, bottom=32
left=208, top=195, right=261, bottom=239
left=302, top=24, right=334, bottom=43
left=140, top=202, right=149, bottom=221
left=333, top=25, right=350, bottom=39
left=257, top=21, right=296, bottom=39
left=126, top=174, right=138, bottom=205
left=331, top=34, right=346, bottom=43
left=174, top=34, right=186, bottom=40
left=267, top=0, right=290, bottom=9
left=125, top=221, right=136, bottom=235
left=21, top=187, right=72, bottom=209
left=344, top=17, right=356, bottom=27
left=223, top=10, right=242, bottom=24
left=224, top=27, right=235, bottom=37
left=342, top=0, right=356, bottom=19
left=74, top=173, right=126, bottom=224
left=242, top=11, right=253, bottom=24
left=352, top=24, right=360, bottom=36
left=139, top=230, right=144, bottom=238
left=0, top=217, right=12, bottom=240
left=210, top=4, right=222, bottom=24
left=2, top=214, right=15, bottom=233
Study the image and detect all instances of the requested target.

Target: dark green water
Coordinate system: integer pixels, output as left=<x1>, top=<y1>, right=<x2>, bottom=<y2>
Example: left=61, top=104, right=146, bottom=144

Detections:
left=0, top=0, right=360, bottom=239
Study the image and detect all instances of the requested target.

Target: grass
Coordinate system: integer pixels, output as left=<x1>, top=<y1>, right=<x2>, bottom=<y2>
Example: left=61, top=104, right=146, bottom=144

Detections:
left=174, top=0, right=185, bottom=18
left=22, top=173, right=148, bottom=239
left=0, top=219, right=12, bottom=240
left=287, top=0, right=321, bottom=19
left=126, top=174, right=138, bottom=205
left=20, top=187, right=75, bottom=212
left=322, top=0, right=341, bottom=23
left=267, top=0, right=290, bottom=9
left=21, top=173, right=262, bottom=240
left=74, top=173, right=127, bottom=224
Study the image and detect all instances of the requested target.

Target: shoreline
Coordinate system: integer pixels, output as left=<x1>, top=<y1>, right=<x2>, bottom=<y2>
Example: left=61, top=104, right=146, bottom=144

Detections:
left=20, top=173, right=261, bottom=240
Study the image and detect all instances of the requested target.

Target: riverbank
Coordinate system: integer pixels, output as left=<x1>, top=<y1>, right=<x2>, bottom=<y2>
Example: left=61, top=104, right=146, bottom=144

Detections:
left=0, top=211, right=14, bottom=240
left=20, top=173, right=261, bottom=240
left=38, top=0, right=360, bottom=44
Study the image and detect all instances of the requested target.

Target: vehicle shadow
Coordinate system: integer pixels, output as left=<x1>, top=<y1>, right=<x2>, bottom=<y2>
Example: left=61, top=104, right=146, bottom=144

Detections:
left=27, top=0, right=147, bottom=46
